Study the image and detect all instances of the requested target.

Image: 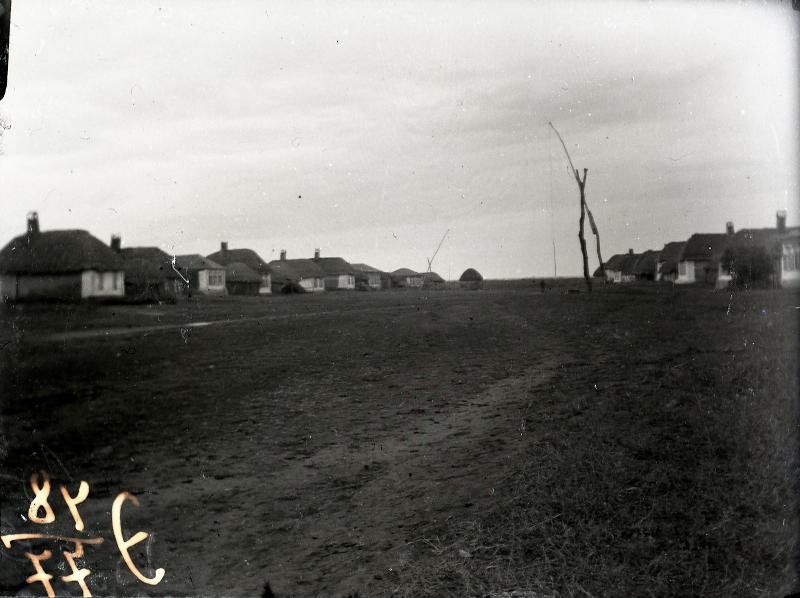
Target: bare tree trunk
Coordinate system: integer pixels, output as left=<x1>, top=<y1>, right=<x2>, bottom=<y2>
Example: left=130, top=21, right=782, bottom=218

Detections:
left=585, top=204, right=605, bottom=281
left=577, top=168, right=592, bottom=292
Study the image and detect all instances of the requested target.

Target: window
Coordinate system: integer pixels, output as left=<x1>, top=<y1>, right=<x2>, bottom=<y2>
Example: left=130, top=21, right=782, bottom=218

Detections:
left=678, top=261, right=686, bottom=276
left=208, top=271, right=223, bottom=286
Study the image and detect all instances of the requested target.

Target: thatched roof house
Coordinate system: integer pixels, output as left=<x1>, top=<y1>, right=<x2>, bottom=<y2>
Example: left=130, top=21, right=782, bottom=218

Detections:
left=351, top=263, right=383, bottom=290
left=631, top=250, right=659, bottom=281
left=174, top=254, right=226, bottom=295
left=657, top=241, right=685, bottom=282
left=676, top=233, right=728, bottom=285
left=267, top=250, right=325, bottom=293
left=224, top=262, right=263, bottom=295
left=0, top=213, right=125, bottom=302
left=117, top=243, right=180, bottom=302
left=207, top=242, right=272, bottom=294
left=312, top=250, right=356, bottom=290
left=390, top=268, right=424, bottom=288
left=422, top=271, right=445, bottom=287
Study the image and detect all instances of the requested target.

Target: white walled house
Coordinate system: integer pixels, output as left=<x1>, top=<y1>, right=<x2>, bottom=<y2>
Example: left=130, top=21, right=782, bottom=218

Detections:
left=312, top=251, right=356, bottom=291
left=657, top=241, right=685, bottom=282
left=207, top=242, right=272, bottom=295
left=676, top=233, right=728, bottom=285
left=0, top=213, right=125, bottom=302
left=174, top=254, right=227, bottom=295
left=268, top=250, right=326, bottom=293
left=351, top=263, right=383, bottom=290
left=780, top=230, right=800, bottom=288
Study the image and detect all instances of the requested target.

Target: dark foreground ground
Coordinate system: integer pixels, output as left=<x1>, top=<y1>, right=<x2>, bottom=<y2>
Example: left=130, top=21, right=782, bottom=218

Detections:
left=0, top=284, right=798, bottom=597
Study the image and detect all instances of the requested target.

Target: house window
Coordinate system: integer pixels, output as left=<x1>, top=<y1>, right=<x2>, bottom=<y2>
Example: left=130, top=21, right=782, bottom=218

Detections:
left=785, top=245, right=799, bottom=271
left=208, top=272, right=223, bottom=286
left=678, top=261, right=686, bottom=276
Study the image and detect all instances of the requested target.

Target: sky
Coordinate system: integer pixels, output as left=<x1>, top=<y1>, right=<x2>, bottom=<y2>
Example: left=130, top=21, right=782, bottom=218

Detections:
left=0, top=1, right=798, bottom=278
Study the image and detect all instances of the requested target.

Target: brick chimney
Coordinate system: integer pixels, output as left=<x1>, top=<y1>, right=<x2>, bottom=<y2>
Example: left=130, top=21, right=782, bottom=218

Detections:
left=314, top=248, right=320, bottom=260
left=280, top=249, right=287, bottom=261
left=777, top=210, right=787, bottom=233
left=26, top=211, right=40, bottom=236
left=221, top=241, right=228, bottom=259
left=726, top=221, right=734, bottom=236
left=628, top=248, right=634, bottom=255
left=110, top=235, right=121, bottom=252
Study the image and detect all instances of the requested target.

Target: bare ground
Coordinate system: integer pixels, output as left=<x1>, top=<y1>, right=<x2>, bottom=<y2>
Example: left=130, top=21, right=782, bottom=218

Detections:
left=0, top=285, right=798, bottom=597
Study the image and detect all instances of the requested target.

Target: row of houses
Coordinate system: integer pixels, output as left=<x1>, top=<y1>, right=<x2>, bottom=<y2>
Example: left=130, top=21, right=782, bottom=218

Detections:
left=598, top=211, right=800, bottom=289
left=0, top=212, right=484, bottom=303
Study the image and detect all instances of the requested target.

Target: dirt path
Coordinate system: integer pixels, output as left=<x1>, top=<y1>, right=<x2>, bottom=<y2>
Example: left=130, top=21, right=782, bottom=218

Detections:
left=72, top=356, right=561, bottom=596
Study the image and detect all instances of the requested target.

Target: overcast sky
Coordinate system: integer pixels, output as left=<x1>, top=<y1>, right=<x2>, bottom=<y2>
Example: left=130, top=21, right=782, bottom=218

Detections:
left=0, top=1, right=797, bottom=278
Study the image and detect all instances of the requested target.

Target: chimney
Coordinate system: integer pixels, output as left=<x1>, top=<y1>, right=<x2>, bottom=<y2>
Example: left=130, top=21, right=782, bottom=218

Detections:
left=777, top=210, right=787, bottom=233
left=26, top=211, right=40, bottom=236
left=110, top=235, right=121, bottom=253
left=628, top=248, right=634, bottom=255
left=726, top=221, right=734, bottom=236
left=314, top=248, right=320, bottom=260
left=280, top=249, right=287, bottom=261
left=221, top=241, right=228, bottom=259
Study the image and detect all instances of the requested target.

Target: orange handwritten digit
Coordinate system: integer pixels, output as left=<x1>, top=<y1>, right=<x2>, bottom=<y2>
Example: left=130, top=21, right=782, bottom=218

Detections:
left=28, top=471, right=55, bottom=524
left=62, top=541, right=93, bottom=598
left=60, top=481, right=90, bottom=531
left=24, top=549, right=55, bottom=597
left=111, top=492, right=165, bottom=586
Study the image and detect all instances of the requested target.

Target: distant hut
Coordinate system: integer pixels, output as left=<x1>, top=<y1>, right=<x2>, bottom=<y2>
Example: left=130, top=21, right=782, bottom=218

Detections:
left=603, top=253, right=629, bottom=283
left=267, top=250, right=325, bottom=293
left=116, top=240, right=180, bottom=302
left=676, top=233, right=729, bottom=285
left=312, top=249, right=356, bottom=290
left=350, top=263, right=383, bottom=290
left=174, top=254, right=227, bottom=295
left=459, top=268, right=483, bottom=290
left=657, top=241, right=686, bottom=282
left=207, top=242, right=272, bottom=295
left=0, top=212, right=125, bottom=303
left=225, top=262, right=262, bottom=295
left=631, top=250, right=659, bottom=281
left=422, top=271, right=445, bottom=288
left=390, top=268, right=424, bottom=288
left=619, top=250, right=641, bottom=283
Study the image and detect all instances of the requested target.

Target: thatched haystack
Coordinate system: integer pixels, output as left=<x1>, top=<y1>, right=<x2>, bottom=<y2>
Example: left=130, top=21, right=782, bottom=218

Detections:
left=459, top=267, right=484, bottom=290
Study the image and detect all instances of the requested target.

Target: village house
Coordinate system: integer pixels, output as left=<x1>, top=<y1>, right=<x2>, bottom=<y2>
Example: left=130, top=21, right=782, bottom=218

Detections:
left=0, top=212, right=125, bottom=302
left=716, top=212, right=799, bottom=289
left=656, top=241, right=686, bottom=282
left=206, top=242, right=272, bottom=295
left=601, top=253, right=628, bottom=283
left=224, top=262, right=263, bottom=295
left=115, top=239, right=181, bottom=302
left=350, top=263, right=383, bottom=290
left=312, top=249, right=356, bottom=290
left=268, top=250, right=325, bottom=293
left=174, top=254, right=227, bottom=295
left=631, top=250, right=660, bottom=281
left=779, top=227, right=800, bottom=288
left=676, top=232, right=729, bottom=285
left=390, top=268, right=424, bottom=288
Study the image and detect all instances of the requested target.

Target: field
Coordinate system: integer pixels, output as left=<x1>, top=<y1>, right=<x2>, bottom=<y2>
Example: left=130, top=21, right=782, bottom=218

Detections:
left=0, top=283, right=798, bottom=597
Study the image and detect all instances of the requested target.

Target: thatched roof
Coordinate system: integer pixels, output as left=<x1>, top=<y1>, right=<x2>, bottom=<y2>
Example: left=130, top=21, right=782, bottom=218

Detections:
left=351, top=263, right=383, bottom=274
left=174, top=254, right=224, bottom=272
left=657, top=241, right=685, bottom=275
left=267, top=259, right=325, bottom=281
left=604, top=253, right=629, bottom=272
left=0, top=229, right=124, bottom=274
left=224, top=262, right=262, bottom=283
left=120, top=247, right=178, bottom=279
left=631, top=250, right=659, bottom=276
left=392, top=268, right=420, bottom=278
left=422, top=271, right=445, bottom=283
left=459, top=268, right=483, bottom=282
left=680, top=234, right=729, bottom=262
left=313, top=257, right=355, bottom=276
left=123, top=258, right=168, bottom=283
left=726, top=228, right=784, bottom=254
left=206, top=247, right=271, bottom=275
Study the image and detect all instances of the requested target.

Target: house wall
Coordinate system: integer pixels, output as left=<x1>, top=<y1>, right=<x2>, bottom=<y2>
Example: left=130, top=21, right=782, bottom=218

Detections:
left=324, top=274, right=355, bottom=290
left=366, top=273, right=381, bottom=289
left=676, top=260, right=696, bottom=284
left=197, top=269, right=226, bottom=294
left=259, top=274, right=271, bottom=294
left=80, top=271, right=125, bottom=298
left=299, top=276, right=325, bottom=292
left=605, top=270, right=622, bottom=283
left=781, top=241, right=800, bottom=288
